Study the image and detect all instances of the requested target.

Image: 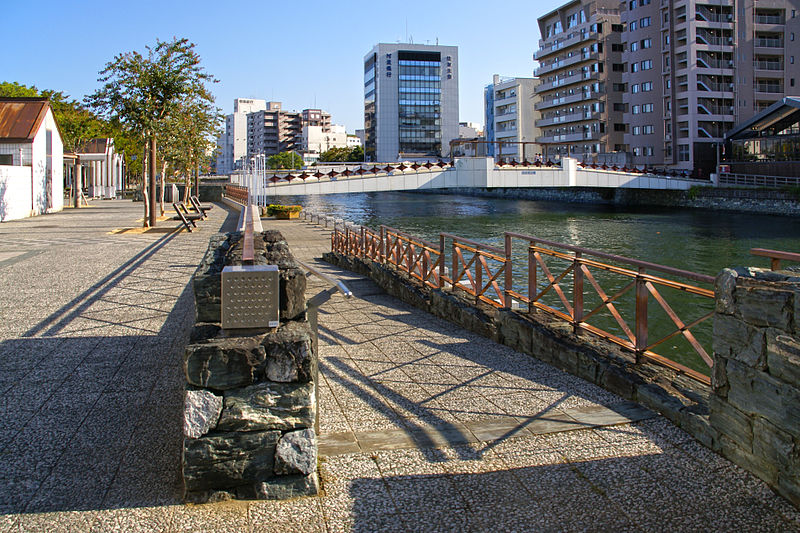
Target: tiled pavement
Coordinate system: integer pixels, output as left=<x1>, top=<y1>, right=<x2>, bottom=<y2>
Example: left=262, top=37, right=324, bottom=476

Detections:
left=0, top=201, right=797, bottom=532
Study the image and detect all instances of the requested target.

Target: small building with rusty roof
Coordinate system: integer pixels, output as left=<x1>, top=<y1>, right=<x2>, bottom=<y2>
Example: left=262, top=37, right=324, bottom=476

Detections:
left=75, top=138, right=124, bottom=199
left=0, top=97, right=64, bottom=221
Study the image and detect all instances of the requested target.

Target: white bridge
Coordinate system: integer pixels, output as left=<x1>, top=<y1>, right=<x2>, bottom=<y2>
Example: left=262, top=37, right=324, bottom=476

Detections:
left=233, top=157, right=709, bottom=198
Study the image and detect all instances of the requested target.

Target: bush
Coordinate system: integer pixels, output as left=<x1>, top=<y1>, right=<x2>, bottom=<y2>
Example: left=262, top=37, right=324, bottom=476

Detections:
left=266, top=204, right=302, bottom=216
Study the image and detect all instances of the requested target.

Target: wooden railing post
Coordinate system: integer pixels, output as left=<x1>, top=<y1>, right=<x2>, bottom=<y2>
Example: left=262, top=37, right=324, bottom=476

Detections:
left=452, top=241, right=458, bottom=293
left=528, top=244, right=536, bottom=314
left=475, top=250, right=482, bottom=304
left=504, top=233, right=512, bottom=309
left=360, top=226, right=365, bottom=259
left=422, top=246, right=429, bottom=285
left=439, top=234, right=445, bottom=288
left=379, top=226, right=385, bottom=263
left=635, top=266, right=648, bottom=363
left=573, top=252, right=583, bottom=335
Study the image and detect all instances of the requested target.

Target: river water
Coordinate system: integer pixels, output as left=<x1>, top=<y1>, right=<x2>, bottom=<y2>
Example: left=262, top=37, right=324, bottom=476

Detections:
left=287, top=191, right=800, bottom=374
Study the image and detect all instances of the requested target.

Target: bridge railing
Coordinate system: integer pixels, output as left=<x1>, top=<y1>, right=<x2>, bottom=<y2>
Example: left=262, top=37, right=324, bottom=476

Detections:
left=326, top=214, right=715, bottom=384
left=224, top=184, right=249, bottom=205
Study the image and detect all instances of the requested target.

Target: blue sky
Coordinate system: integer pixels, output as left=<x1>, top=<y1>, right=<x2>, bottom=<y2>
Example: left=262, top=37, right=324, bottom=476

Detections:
left=2, top=0, right=562, bottom=132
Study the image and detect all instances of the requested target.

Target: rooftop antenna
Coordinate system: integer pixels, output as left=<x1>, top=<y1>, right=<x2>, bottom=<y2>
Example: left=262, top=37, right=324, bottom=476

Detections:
left=436, top=37, right=439, bottom=45
left=405, top=18, right=408, bottom=42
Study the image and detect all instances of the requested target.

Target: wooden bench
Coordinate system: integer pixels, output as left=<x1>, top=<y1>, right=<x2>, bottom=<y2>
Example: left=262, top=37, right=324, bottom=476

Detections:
left=172, top=202, right=204, bottom=232
left=189, top=196, right=213, bottom=219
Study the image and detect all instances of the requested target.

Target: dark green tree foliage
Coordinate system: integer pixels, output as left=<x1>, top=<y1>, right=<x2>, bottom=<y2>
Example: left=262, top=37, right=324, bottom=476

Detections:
left=267, top=152, right=303, bottom=169
left=318, top=146, right=364, bottom=162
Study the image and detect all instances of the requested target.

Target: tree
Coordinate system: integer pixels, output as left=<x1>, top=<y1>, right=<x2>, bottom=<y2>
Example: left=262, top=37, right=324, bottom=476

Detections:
left=318, top=146, right=363, bottom=163
left=267, top=151, right=303, bottom=169
left=86, top=38, right=217, bottom=227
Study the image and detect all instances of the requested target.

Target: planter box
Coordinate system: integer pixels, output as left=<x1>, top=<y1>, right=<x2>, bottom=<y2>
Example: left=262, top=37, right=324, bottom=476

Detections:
left=275, top=211, right=300, bottom=220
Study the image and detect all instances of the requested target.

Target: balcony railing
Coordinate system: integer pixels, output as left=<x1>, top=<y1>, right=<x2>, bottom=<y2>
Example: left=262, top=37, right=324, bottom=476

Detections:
left=755, top=15, right=784, bottom=24
left=755, top=38, right=783, bottom=48
left=754, top=60, right=784, bottom=70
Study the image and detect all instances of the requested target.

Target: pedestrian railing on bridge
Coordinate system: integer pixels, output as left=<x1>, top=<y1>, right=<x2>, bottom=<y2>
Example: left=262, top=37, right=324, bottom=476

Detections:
left=326, top=214, right=718, bottom=384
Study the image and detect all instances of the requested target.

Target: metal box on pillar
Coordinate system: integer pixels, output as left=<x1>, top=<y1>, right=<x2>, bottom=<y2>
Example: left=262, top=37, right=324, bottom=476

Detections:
left=221, top=265, right=280, bottom=329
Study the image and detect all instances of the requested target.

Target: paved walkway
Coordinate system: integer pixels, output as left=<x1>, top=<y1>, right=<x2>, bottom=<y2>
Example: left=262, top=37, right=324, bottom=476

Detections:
left=0, top=201, right=796, bottom=532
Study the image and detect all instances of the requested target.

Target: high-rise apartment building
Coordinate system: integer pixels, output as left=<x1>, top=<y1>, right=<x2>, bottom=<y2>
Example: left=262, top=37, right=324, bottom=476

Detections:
left=216, top=98, right=267, bottom=174
left=485, top=75, right=540, bottom=160
left=246, top=102, right=303, bottom=158
left=534, top=0, right=626, bottom=162
left=537, top=0, right=800, bottom=174
left=364, top=43, right=459, bottom=162
left=624, top=0, right=800, bottom=173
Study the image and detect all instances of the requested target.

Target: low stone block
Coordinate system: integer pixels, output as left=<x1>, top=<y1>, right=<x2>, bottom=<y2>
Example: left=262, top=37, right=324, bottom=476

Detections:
left=600, top=364, right=636, bottom=400
left=216, top=382, right=315, bottom=432
left=728, top=360, right=800, bottom=438
left=279, top=266, right=307, bottom=321
left=183, top=430, right=281, bottom=491
left=263, top=321, right=314, bottom=383
left=237, top=473, right=319, bottom=500
left=190, top=323, right=222, bottom=343
left=274, top=429, right=317, bottom=476
left=715, top=268, right=738, bottom=315
left=737, top=286, right=793, bottom=330
left=766, top=329, right=800, bottom=385
left=184, top=338, right=266, bottom=390
left=709, top=395, right=753, bottom=449
left=184, top=389, right=223, bottom=438
left=752, top=416, right=795, bottom=470
left=712, top=314, right=765, bottom=369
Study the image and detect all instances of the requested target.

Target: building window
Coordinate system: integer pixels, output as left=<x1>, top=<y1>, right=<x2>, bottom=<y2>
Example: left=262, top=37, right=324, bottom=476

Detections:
left=633, top=147, right=641, bottom=156
left=612, top=63, right=626, bottom=72
left=641, top=0, right=650, bottom=5
left=632, top=105, right=641, bottom=114
left=631, top=42, right=639, bottom=52
left=632, top=63, right=639, bottom=72
left=632, top=126, right=641, bottom=135
left=611, top=23, right=623, bottom=32
left=612, top=43, right=625, bottom=52
left=643, top=125, right=654, bottom=134
left=642, top=103, right=654, bottom=112
left=629, top=0, right=637, bottom=9
left=641, top=60, right=653, bottom=70
left=630, top=20, right=637, bottom=31
left=640, top=17, right=651, bottom=27
left=644, top=146, right=654, bottom=156
left=641, top=38, right=652, bottom=49
left=632, top=84, right=640, bottom=93
left=614, top=123, right=628, bottom=131
left=678, top=145, right=690, bottom=161
left=642, top=81, right=653, bottom=91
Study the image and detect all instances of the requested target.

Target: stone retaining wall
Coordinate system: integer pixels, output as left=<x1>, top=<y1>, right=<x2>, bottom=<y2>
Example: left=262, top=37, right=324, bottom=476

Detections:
left=712, top=267, right=800, bottom=505
left=324, top=251, right=800, bottom=506
left=183, top=230, right=317, bottom=502
left=418, top=186, right=800, bottom=216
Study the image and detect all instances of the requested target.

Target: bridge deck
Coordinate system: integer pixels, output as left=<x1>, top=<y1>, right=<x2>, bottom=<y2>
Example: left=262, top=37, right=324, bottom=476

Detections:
left=0, top=202, right=795, bottom=531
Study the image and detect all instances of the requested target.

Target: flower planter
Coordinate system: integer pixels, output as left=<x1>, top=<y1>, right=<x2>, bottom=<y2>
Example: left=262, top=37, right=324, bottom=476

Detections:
left=275, top=211, right=300, bottom=219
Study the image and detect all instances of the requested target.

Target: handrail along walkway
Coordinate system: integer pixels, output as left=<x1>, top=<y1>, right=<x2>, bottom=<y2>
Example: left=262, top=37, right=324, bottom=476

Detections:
left=320, top=211, right=719, bottom=385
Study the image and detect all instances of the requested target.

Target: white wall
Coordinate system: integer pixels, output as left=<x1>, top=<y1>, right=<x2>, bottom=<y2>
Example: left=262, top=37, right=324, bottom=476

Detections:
left=0, top=166, right=34, bottom=221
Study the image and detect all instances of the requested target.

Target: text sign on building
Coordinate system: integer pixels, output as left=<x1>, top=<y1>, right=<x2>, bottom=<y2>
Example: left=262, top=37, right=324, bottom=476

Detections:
left=221, top=265, right=279, bottom=329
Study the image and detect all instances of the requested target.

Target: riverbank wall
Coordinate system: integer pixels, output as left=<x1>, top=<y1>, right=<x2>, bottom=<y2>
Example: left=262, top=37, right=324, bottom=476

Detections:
left=414, top=186, right=800, bottom=216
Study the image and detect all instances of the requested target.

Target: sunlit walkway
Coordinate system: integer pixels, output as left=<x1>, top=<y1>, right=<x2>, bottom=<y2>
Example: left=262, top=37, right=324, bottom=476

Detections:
left=0, top=202, right=796, bottom=532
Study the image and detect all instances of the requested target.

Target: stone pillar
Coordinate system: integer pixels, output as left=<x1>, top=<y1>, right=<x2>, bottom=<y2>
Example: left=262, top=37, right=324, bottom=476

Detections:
left=73, top=160, right=82, bottom=209
left=712, top=267, right=800, bottom=506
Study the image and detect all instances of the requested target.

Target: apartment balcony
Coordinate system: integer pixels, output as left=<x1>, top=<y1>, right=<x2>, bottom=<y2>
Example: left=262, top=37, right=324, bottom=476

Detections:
left=535, top=91, right=602, bottom=111
left=754, top=88, right=784, bottom=99
left=534, top=30, right=598, bottom=60
left=536, top=131, right=601, bottom=144
left=695, top=35, right=734, bottom=47
left=697, top=102, right=734, bottom=118
left=535, top=111, right=600, bottom=128
left=534, top=51, right=598, bottom=76
left=754, top=67, right=785, bottom=78
left=535, top=71, right=599, bottom=94
left=754, top=38, right=784, bottom=50
left=695, top=8, right=734, bottom=24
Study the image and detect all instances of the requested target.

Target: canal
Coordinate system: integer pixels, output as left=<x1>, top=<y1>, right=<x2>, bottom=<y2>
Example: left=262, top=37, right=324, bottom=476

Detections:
left=289, top=191, right=800, bottom=374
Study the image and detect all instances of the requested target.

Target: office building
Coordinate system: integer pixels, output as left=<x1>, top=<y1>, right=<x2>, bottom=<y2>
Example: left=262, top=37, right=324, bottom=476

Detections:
left=485, top=75, right=540, bottom=160
left=216, top=98, right=267, bottom=174
left=534, top=0, right=626, bottom=162
left=364, top=43, right=459, bottom=162
left=302, top=109, right=331, bottom=131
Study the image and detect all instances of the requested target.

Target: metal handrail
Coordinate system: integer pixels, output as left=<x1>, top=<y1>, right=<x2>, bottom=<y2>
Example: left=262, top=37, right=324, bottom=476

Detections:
left=296, top=258, right=352, bottom=434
